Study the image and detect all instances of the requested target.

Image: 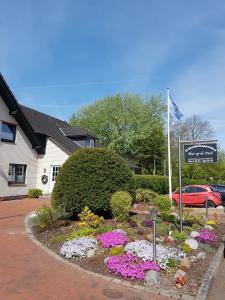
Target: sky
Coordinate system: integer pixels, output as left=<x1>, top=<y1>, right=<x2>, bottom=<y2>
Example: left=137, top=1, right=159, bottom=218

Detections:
left=1, top=0, right=225, bottom=148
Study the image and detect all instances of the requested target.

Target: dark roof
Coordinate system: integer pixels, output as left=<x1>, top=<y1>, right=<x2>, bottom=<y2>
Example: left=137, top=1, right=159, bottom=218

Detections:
left=0, top=73, right=97, bottom=155
left=19, top=105, right=96, bottom=154
left=0, top=73, right=43, bottom=153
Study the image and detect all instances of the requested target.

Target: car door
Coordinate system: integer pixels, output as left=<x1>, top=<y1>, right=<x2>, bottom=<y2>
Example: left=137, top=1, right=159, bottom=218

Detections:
left=196, top=187, right=208, bottom=205
left=182, top=186, right=198, bottom=205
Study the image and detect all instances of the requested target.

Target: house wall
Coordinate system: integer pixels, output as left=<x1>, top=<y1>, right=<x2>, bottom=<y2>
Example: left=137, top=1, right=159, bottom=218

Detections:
left=0, top=96, right=38, bottom=198
left=36, top=139, right=69, bottom=194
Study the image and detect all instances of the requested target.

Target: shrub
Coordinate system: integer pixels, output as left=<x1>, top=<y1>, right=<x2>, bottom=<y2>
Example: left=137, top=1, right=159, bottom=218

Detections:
left=67, top=228, right=96, bottom=240
left=155, top=195, right=171, bottom=214
left=52, top=148, right=135, bottom=215
left=172, top=230, right=187, bottom=243
left=110, top=191, right=132, bottom=222
left=95, top=225, right=114, bottom=234
left=109, top=246, right=125, bottom=256
left=28, top=188, right=42, bottom=198
left=161, top=213, right=176, bottom=223
left=166, top=258, right=177, bottom=268
left=33, top=207, right=58, bottom=231
left=183, top=208, right=204, bottom=226
left=135, top=188, right=157, bottom=204
left=134, top=175, right=176, bottom=194
left=78, top=206, right=104, bottom=228
left=156, top=223, right=168, bottom=236
left=49, top=234, right=67, bottom=245
left=183, top=243, right=192, bottom=253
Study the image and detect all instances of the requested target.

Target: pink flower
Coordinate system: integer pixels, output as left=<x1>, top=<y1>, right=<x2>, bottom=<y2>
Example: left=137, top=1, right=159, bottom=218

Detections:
left=195, top=229, right=218, bottom=243
left=96, top=231, right=128, bottom=248
left=107, top=253, right=160, bottom=280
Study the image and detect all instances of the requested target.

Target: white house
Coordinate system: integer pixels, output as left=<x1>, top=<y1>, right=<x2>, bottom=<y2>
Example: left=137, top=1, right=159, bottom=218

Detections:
left=0, top=73, right=98, bottom=199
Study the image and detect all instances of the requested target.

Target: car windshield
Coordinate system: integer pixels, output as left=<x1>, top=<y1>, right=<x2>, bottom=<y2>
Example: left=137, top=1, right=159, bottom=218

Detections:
left=211, top=185, right=225, bottom=192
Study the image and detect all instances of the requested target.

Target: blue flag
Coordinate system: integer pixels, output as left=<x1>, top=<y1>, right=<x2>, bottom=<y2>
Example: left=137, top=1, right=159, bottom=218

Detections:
left=169, top=95, right=183, bottom=120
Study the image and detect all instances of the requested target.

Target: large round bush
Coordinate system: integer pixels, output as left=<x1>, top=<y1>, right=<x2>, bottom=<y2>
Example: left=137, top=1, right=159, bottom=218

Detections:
left=51, top=148, right=135, bottom=214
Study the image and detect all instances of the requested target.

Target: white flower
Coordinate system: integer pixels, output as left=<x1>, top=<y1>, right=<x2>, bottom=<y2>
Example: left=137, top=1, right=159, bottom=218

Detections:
left=204, top=225, right=214, bottom=231
left=124, top=240, right=184, bottom=269
left=60, top=237, right=98, bottom=259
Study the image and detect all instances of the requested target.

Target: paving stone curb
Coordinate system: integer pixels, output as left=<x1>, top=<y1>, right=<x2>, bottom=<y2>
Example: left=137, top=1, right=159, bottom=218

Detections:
left=195, top=235, right=225, bottom=300
left=25, top=212, right=223, bottom=300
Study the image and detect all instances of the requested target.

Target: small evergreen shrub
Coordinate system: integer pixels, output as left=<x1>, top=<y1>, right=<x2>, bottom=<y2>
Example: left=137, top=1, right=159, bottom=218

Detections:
left=166, top=258, right=177, bottom=268
left=109, top=246, right=125, bottom=256
left=110, top=191, right=132, bottom=222
left=95, top=225, right=113, bottom=234
left=172, top=230, right=187, bottom=243
left=49, top=234, right=67, bottom=245
left=78, top=206, right=104, bottom=228
left=67, top=228, right=96, bottom=240
left=155, top=195, right=171, bottom=214
left=156, top=223, right=168, bottom=236
left=33, top=207, right=57, bottom=231
left=52, top=148, right=135, bottom=214
left=135, top=188, right=157, bottom=204
left=28, top=188, right=42, bottom=198
left=161, top=213, right=176, bottom=223
left=183, top=243, right=192, bottom=253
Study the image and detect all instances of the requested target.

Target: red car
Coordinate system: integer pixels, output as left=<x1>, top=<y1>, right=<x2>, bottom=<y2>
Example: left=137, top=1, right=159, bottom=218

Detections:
left=172, top=185, right=222, bottom=207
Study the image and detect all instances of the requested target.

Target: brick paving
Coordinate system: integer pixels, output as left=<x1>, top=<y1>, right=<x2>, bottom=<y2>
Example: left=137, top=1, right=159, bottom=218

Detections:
left=0, top=198, right=171, bottom=300
left=208, top=259, right=225, bottom=300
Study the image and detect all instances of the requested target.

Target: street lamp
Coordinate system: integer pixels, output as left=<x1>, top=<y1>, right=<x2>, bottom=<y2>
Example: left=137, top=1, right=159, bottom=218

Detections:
left=150, top=208, right=157, bottom=262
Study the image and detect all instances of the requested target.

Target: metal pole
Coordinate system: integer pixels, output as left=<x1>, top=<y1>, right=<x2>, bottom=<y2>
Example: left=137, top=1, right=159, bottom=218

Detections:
left=153, top=220, right=156, bottom=261
left=205, top=199, right=208, bottom=220
left=178, top=136, right=183, bottom=231
left=167, top=88, right=172, bottom=200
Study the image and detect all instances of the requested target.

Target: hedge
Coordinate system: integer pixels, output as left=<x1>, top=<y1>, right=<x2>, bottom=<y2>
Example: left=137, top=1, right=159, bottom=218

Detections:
left=51, top=148, right=135, bottom=215
left=133, top=175, right=177, bottom=194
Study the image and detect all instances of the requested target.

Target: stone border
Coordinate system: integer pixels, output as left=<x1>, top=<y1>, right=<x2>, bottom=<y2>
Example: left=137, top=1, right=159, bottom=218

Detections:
left=25, top=212, right=223, bottom=300
left=195, top=235, right=225, bottom=300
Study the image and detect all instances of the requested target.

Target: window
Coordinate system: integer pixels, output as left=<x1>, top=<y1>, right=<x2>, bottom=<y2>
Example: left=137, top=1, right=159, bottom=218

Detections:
left=197, top=187, right=207, bottom=192
left=8, top=164, right=27, bottom=185
left=51, top=166, right=61, bottom=182
left=85, top=138, right=95, bottom=148
left=1, top=122, right=16, bottom=143
left=184, top=186, right=198, bottom=193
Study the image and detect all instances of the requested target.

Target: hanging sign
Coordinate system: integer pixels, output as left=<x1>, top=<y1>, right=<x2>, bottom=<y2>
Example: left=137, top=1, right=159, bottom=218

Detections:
left=184, top=143, right=217, bottom=164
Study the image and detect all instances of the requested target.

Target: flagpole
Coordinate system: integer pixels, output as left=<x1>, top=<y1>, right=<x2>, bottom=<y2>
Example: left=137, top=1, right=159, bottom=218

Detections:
left=167, top=88, right=172, bottom=199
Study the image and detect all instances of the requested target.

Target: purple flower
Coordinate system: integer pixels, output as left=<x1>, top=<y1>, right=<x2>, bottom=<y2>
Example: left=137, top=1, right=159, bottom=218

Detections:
left=107, top=253, right=160, bottom=280
left=128, top=219, right=137, bottom=228
left=142, top=220, right=153, bottom=228
left=195, top=229, right=218, bottom=243
left=96, top=231, right=128, bottom=248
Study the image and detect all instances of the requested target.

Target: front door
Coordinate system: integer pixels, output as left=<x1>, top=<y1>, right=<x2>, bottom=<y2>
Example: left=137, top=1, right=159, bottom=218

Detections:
left=50, top=165, right=61, bottom=192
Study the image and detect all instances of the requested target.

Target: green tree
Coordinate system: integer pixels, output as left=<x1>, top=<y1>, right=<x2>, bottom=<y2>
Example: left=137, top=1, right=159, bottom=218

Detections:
left=70, top=94, right=166, bottom=173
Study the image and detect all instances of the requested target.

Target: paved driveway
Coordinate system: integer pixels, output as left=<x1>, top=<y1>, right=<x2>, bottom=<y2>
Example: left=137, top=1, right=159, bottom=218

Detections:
left=0, top=198, right=169, bottom=300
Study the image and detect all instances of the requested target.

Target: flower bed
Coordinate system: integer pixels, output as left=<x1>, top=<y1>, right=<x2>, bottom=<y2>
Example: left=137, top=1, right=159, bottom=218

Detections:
left=32, top=206, right=225, bottom=297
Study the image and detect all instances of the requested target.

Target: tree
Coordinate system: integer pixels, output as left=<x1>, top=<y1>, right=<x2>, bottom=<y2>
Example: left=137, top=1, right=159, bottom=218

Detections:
left=70, top=94, right=166, bottom=173
left=172, top=114, right=214, bottom=141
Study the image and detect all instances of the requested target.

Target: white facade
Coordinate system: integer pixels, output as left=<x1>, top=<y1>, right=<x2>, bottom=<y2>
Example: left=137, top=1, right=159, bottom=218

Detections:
left=0, top=96, right=38, bottom=197
left=36, top=139, right=69, bottom=194
left=0, top=96, right=69, bottom=198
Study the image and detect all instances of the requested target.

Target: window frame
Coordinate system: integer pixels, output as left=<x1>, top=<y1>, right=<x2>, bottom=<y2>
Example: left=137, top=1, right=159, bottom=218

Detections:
left=8, top=164, right=27, bottom=185
left=1, top=121, right=17, bottom=143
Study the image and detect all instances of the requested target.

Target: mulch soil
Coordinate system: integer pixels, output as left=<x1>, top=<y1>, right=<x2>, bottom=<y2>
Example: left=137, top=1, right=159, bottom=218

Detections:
left=33, top=217, right=225, bottom=298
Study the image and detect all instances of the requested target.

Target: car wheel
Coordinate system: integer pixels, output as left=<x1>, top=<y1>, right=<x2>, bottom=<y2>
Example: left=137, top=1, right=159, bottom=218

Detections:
left=172, top=199, right=177, bottom=206
left=205, top=200, right=215, bottom=208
